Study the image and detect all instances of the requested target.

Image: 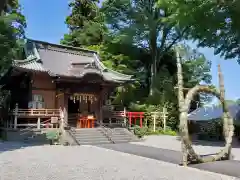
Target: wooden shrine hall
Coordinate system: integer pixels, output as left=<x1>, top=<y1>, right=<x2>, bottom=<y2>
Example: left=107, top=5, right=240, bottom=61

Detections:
left=0, top=39, right=134, bottom=129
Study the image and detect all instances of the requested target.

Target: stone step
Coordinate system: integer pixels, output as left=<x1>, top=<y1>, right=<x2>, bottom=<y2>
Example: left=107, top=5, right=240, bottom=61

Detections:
left=113, top=131, right=129, bottom=134
left=111, top=133, right=131, bottom=136
left=112, top=131, right=132, bottom=135
left=70, top=127, right=139, bottom=145
left=75, top=138, right=110, bottom=142
left=111, top=137, right=134, bottom=141
left=73, top=131, right=104, bottom=135
left=111, top=135, right=133, bottom=138
left=73, top=132, right=105, bottom=136
left=111, top=132, right=133, bottom=136
left=111, top=139, right=133, bottom=143
left=112, top=132, right=134, bottom=136
left=73, top=134, right=107, bottom=138
left=74, top=135, right=109, bottom=139
left=78, top=141, right=112, bottom=145
left=73, top=132, right=103, bottom=136
left=74, top=128, right=103, bottom=132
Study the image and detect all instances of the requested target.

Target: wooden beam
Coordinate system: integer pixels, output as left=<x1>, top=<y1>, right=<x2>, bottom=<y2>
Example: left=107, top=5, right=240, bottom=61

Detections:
left=32, top=87, right=56, bottom=91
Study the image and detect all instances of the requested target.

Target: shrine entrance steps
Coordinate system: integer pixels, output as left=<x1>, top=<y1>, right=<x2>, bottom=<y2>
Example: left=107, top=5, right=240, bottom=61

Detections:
left=68, top=127, right=139, bottom=145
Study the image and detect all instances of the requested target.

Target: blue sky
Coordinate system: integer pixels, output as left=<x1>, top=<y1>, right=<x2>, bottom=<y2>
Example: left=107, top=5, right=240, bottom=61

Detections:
left=19, top=0, right=240, bottom=102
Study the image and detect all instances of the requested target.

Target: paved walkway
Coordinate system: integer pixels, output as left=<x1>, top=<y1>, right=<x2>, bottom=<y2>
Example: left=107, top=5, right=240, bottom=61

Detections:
left=96, top=136, right=240, bottom=178
left=132, top=135, right=240, bottom=160
left=0, top=143, right=234, bottom=180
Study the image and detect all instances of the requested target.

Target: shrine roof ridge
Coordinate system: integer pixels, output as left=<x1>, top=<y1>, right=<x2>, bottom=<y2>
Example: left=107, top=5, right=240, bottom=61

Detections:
left=27, top=39, right=97, bottom=55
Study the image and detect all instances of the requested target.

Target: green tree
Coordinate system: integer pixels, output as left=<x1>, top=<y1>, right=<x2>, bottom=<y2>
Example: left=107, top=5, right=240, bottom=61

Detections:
left=0, top=0, right=25, bottom=109
left=159, top=0, right=240, bottom=61
left=101, top=0, right=189, bottom=96
left=179, top=44, right=213, bottom=105
left=0, top=0, right=25, bottom=72
left=236, top=99, right=240, bottom=105
left=61, top=0, right=106, bottom=46
left=0, top=0, right=18, bottom=15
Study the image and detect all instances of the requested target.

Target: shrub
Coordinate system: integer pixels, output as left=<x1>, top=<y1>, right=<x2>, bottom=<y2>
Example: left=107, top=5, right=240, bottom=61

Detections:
left=46, top=130, right=60, bottom=145
left=133, top=125, right=147, bottom=138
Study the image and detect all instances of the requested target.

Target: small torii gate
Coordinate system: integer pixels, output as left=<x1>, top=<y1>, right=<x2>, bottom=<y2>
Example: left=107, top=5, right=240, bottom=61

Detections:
left=127, top=112, right=144, bottom=128
left=151, top=107, right=168, bottom=132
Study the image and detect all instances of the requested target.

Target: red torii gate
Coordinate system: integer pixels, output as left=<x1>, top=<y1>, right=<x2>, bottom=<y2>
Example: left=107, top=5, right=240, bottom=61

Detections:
left=126, top=112, right=144, bottom=128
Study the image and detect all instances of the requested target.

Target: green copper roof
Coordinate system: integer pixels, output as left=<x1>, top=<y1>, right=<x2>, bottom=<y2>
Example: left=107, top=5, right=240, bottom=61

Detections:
left=13, top=39, right=133, bottom=83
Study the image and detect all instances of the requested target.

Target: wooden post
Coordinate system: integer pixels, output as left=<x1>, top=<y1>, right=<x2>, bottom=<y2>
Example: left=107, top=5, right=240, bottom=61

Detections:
left=153, top=113, right=156, bottom=132
left=140, top=113, right=143, bottom=128
left=163, top=107, right=167, bottom=132
left=60, top=108, right=65, bottom=130
left=63, top=107, right=68, bottom=127
left=6, top=119, right=9, bottom=129
left=59, top=108, right=65, bottom=144
left=123, top=107, right=126, bottom=127
left=14, top=103, right=18, bottom=129
left=99, top=88, right=105, bottom=125
left=37, top=117, right=41, bottom=129
left=129, top=112, right=132, bottom=127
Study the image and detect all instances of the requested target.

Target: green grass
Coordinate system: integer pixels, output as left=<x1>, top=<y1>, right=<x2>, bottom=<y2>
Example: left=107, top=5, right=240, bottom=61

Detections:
left=131, top=126, right=178, bottom=137
left=145, top=129, right=177, bottom=136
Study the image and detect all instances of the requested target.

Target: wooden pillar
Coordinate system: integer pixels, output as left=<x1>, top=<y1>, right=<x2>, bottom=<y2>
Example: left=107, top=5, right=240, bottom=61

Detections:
left=6, top=119, right=9, bottom=129
left=129, top=112, right=132, bottom=127
left=98, top=89, right=103, bottom=124
left=59, top=108, right=65, bottom=145
left=14, top=103, right=18, bottom=129
left=163, top=107, right=167, bottom=132
left=153, top=113, right=156, bottom=132
left=63, top=107, right=68, bottom=127
left=64, top=93, right=68, bottom=126
left=37, top=117, right=41, bottom=129
left=123, top=107, right=127, bottom=127
left=134, top=114, right=136, bottom=126
left=60, top=108, right=65, bottom=130
left=140, top=113, right=143, bottom=128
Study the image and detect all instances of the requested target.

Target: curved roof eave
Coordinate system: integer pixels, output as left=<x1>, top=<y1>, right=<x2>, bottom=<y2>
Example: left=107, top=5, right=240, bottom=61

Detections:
left=93, top=53, right=133, bottom=80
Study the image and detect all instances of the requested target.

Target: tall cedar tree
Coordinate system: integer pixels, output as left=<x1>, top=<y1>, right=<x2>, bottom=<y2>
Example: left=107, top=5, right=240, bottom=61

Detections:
left=61, top=0, right=106, bottom=46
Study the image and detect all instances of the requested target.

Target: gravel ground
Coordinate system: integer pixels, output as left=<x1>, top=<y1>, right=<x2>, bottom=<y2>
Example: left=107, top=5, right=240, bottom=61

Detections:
left=0, top=143, right=237, bottom=180
left=132, top=135, right=240, bottom=160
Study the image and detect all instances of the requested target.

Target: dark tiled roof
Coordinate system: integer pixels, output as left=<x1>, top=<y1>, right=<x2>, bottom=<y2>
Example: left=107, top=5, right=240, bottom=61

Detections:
left=188, top=104, right=240, bottom=121
left=13, top=39, right=133, bottom=83
left=13, top=58, right=46, bottom=72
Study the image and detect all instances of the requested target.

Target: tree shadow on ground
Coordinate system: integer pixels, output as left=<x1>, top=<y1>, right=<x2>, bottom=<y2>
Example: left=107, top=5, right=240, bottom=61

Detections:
left=0, top=135, right=49, bottom=154
left=0, top=142, right=43, bottom=153
left=0, top=141, right=50, bottom=153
